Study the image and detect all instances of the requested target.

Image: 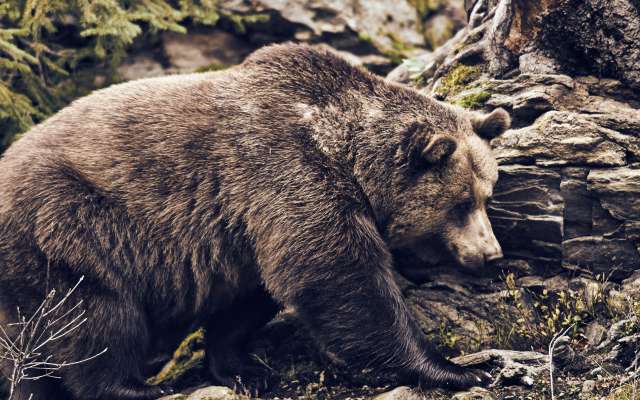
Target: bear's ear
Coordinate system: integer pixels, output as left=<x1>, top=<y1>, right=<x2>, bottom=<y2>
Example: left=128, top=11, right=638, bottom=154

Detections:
left=420, top=134, right=458, bottom=164
left=472, top=108, right=511, bottom=140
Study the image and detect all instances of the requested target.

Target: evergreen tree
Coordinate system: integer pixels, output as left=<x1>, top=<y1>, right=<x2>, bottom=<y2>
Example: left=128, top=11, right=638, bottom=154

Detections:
left=0, top=0, right=219, bottom=150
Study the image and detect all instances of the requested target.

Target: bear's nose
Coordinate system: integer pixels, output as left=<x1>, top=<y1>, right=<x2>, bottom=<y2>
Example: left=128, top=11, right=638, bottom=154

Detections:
left=485, top=248, right=503, bottom=263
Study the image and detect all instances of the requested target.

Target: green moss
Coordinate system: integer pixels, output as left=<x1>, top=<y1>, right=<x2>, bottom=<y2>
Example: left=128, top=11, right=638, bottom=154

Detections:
left=147, top=328, right=206, bottom=386
left=195, top=62, right=229, bottom=73
left=434, top=64, right=482, bottom=98
left=455, top=91, right=491, bottom=109
left=357, top=31, right=373, bottom=44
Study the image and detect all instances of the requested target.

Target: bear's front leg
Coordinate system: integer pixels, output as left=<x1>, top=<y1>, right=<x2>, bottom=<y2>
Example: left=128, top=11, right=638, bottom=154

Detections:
left=254, top=211, right=490, bottom=390
left=205, top=288, right=281, bottom=393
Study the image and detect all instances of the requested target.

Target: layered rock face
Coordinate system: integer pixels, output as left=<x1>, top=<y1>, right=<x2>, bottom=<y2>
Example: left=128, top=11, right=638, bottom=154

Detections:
left=489, top=78, right=640, bottom=281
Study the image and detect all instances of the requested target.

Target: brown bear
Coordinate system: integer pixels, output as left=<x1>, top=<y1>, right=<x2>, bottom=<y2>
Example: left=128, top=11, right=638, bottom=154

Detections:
left=0, top=43, right=509, bottom=400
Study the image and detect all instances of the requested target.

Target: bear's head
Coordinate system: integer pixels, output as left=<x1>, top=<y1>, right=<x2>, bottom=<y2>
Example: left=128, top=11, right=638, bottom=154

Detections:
left=386, top=107, right=510, bottom=270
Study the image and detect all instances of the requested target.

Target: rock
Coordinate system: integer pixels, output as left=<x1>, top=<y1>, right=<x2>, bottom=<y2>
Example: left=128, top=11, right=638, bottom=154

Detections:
left=580, top=379, right=596, bottom=398
left=518, top=52, right=561, bottom=75
left=386, top=27, right=469, bottom=85
left=118, top=53, right=165, bottom=81
left=422, top=0, right=467, bottom=50
left=622, top=272, right=640, bottom=296
left=386, top=52, right=434, bottom=83
left=560, top=168, right=592, bottom=240
left=424, top=14, right=457, bottom=49
left=158, top=395, right=187, bottom=400
left=481, top=74, right=575, bottom=127
left=598, top=318, right=638, bottom=349
left=372, top=386, right=424, bottom=400
left=400, top=269, right=516, bottom=352
left=451, top=387, right=496, bottom=399
left=188, top=386, right=247, bottom=400
left=540, top=0, right=640, bottom=89
left=157, top=386, right=249, bottom=400
left=543, top=275, right=569, bottom=292
left=219, top=0, right=425, bottom=55
left=584, top=322, right=607, bottom=348
left=332, top=49, right=396, bottom=75
left=517, top=275, right=545, bottom=290
left=605, top=333, right=640, bottom=368
left=488, top=164, right=563, bottom=273
left=587, top=168, right=640, bottom=221
left=452, top=350, right=548, bottom=387
left=492, top=112, right=628, bottom=167
left=162, top=30, right=254, bottom=73
left=563, top=236, right=640, bottom=279
left=551, top=336, right=575, bottom=368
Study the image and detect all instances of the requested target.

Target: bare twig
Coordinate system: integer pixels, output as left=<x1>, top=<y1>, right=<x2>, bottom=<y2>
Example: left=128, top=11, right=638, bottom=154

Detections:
left=632, top=348, right=638, bottom=400
left=0, top=276, right=107, bottom=400
left=548, top=324, right=574, bottom=400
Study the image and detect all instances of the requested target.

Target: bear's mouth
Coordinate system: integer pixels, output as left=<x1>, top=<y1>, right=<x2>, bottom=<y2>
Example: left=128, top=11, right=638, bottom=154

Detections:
left=392, top=242, right=451, bottom=284
left=392, top=240, right=492, bottom=284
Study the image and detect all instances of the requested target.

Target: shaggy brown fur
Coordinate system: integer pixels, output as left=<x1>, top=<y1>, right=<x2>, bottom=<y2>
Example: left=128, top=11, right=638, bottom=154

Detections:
left=0, top=43, right=509, bottom=399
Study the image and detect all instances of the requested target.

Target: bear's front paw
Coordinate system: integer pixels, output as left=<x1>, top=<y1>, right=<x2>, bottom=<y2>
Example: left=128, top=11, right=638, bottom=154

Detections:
left=412, top=364, right=493, bottom=391
left=446, top=367, right=493, bottom=390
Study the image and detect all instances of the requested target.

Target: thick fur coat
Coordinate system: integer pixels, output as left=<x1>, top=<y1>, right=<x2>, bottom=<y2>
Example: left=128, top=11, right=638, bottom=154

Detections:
left=0, top=43, right=509, bottom=399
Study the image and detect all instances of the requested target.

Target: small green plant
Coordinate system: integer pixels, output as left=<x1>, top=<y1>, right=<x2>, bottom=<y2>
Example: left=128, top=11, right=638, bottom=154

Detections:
left=494, top=273, right=613, bottom=350
left=606, top=383, right=636, bottom=400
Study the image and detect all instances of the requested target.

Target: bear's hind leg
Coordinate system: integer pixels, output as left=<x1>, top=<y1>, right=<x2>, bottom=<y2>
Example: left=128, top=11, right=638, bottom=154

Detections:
left=206, top=287, right=281, bottom=393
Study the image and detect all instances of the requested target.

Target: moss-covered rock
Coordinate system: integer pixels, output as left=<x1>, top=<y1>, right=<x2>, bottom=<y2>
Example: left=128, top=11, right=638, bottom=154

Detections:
left=148, top=328, right=206, bottom=387
left=434, top=64, right=481, bottom=98
left=454, top=91, right=491, bottom=109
